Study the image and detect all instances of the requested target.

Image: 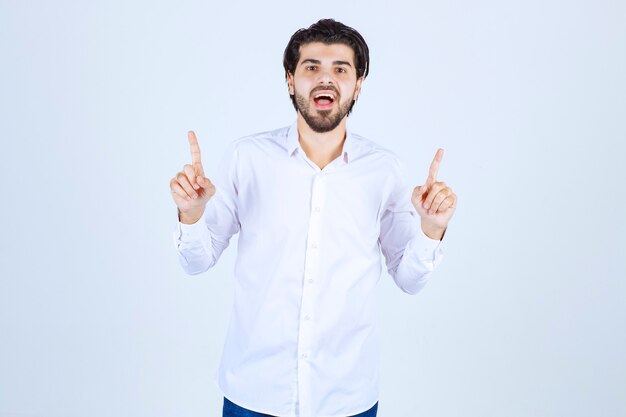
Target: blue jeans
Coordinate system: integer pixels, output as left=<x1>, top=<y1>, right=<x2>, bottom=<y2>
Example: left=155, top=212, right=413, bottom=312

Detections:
left=223, top=397, right=378, bottom=417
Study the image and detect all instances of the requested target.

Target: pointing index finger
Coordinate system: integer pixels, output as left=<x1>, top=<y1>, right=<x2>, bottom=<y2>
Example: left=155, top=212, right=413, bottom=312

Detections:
left=187, top=130, right=205, bottom=176
left=426, top=148, right=444, bottom=184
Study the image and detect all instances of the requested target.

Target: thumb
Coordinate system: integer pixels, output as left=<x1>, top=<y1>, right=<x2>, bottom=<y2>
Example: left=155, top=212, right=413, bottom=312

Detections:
left=197, top=176, right=208, bottom=187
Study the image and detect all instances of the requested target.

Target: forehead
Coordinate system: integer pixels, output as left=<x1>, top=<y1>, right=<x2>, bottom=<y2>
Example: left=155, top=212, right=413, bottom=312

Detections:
left=298, top=42, right=356, bottom=65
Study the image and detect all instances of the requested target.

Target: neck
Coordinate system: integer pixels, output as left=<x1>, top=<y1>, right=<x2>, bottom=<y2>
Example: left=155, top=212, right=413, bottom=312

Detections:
left=296, top=114, right=347, bottom=169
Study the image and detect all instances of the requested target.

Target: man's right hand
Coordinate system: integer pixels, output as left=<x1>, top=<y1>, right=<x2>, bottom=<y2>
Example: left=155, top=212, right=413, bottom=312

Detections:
left=170, top=130, right=216, bottom=224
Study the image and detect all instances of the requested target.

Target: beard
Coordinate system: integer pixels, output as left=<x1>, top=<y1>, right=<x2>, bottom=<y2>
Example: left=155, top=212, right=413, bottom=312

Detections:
left=294, top=88, right=353, bottom=133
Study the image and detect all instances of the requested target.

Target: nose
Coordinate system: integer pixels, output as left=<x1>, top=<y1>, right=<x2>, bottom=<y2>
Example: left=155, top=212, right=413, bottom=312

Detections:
left=317, top=67, right=334, bottom=85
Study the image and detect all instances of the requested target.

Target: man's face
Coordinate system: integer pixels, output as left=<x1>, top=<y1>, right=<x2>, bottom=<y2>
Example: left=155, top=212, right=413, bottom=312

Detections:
left=288, top=42, right=363, bottom=133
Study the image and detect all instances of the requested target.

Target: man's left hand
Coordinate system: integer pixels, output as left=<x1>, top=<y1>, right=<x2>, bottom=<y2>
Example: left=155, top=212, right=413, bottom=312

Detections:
left=411, top=148, right=457, bottom=240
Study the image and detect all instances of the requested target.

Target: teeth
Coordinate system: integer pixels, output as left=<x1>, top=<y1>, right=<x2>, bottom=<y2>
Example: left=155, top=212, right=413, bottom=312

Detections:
left=315, top=93, right=335, bottom=100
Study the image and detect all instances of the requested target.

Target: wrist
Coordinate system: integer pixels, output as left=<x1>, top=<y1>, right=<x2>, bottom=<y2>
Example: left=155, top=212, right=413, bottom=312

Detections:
left=421, top=220, right=446, bottom=241
left=178, top=208, right=204, bottom=225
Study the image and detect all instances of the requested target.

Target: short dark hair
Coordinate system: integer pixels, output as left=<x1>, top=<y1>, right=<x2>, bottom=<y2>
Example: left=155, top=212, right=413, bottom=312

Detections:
left=283, top=19, right=370, bottom=114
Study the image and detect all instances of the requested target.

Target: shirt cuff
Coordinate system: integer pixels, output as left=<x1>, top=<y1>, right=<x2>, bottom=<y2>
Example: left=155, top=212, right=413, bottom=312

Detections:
left=406, top=226, right=444, bottom=263
left=173, top=209, right=211, bottom=243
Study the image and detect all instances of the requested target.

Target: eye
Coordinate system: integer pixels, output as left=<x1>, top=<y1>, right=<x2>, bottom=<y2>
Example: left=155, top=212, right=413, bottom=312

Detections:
left=336, top=67, right=347, bottom=73
left=306, top=65, right=317, bottom=71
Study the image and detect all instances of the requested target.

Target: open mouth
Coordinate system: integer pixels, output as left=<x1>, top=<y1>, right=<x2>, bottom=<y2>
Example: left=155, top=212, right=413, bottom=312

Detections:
left=312, top=92, right=336, bottom=109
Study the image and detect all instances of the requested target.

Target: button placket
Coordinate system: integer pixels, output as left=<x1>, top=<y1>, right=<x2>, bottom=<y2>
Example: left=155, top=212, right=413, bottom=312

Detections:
left=296, top=173, right=326, bottom=417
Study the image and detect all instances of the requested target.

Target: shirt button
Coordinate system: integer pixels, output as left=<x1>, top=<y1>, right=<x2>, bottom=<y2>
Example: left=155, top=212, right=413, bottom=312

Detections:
left=310, top=243, right=318, bottom=249
left=307, top=279, right=314, bottom=284
left=300, top=353, right=308, bottom=359
left=304, top=315, right=311, bottom=321
left=313, top=207, right=321, bottom=212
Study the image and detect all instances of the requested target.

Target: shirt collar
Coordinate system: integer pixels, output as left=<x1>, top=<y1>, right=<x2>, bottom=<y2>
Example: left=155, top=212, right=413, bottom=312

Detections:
left=285, top=120, right=359, bottom=164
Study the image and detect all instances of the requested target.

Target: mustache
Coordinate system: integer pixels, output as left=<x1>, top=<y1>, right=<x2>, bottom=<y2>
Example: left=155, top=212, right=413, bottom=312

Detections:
left=310, top=85, right=340, bottom=97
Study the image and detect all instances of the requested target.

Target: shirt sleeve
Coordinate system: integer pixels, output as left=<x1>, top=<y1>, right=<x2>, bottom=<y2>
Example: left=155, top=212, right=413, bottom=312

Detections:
left=378, top=158, right=444, bottom=295
left=172, top=140, right=241, bottom=275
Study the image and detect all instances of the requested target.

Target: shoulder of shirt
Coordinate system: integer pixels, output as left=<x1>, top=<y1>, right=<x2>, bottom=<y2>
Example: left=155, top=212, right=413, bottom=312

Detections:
left=224, top=125, right=291, bottom=152
left=349, top=131, right=405, bottom=171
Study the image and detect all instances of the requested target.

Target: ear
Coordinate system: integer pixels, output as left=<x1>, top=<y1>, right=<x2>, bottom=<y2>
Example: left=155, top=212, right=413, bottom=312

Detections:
left=287, top=72, right=295, bottom=95
left=353, top=76, right=364, bottom=101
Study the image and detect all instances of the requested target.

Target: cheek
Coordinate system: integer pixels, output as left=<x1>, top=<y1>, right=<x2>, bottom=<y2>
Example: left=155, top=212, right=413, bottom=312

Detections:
left=341, top=82, right=358, bottom=100
left=295, top=80, right=314, bottom=96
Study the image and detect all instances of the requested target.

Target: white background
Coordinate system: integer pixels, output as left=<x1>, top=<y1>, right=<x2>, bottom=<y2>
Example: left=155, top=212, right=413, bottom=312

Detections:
left=1, top=1, right=625, bottom=416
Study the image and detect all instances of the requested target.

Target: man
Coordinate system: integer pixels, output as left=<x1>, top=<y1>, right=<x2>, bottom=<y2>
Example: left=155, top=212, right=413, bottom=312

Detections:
left=170, top=19, right=456, bottom=417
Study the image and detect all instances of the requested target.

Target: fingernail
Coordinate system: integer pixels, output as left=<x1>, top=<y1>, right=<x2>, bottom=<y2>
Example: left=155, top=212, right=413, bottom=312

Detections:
left=193, top=184, right=200, bottom=190
left=192, top=194, right=198, bottom=199
left=423, top=203, right=430, bottom=209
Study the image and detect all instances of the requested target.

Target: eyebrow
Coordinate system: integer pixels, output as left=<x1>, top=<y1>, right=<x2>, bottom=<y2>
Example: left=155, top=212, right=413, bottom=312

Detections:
left=300, top=59, right=353, bottom=67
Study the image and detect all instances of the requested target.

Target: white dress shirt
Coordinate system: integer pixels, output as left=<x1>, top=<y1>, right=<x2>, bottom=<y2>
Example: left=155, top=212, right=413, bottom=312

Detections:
left=173, top=121, right=444, bottom=417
